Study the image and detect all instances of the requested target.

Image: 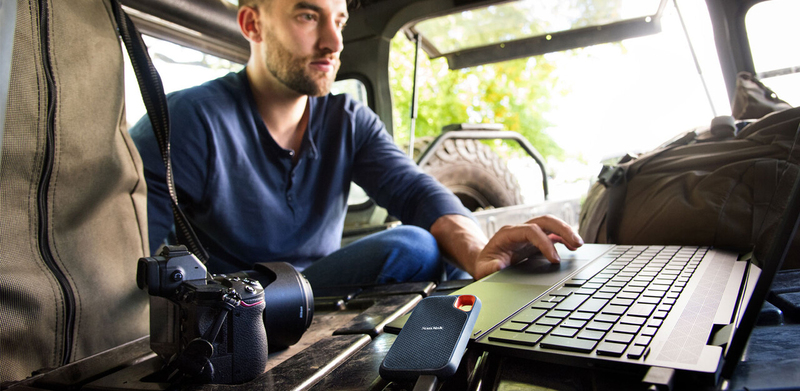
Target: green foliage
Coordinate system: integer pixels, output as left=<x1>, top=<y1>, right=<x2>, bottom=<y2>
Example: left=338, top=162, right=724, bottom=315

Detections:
left=388, top=32, right=564, bottom=160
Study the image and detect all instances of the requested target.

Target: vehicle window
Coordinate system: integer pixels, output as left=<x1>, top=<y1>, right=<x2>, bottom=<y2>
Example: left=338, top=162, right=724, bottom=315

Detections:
left=331, top=79, right=369, bottom=105
left=745, top=0, right=800, bottom=106
left=124, top=36, right=244, bottom=127
left=330, top=79, right=372, bottom=206
left=391, top=0, right=728, bottom=204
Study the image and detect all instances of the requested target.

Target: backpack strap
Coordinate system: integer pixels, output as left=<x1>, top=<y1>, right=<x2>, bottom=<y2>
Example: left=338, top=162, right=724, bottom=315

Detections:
left=109, top=0, right=209, bottom=262
left=598, top=127, right=704, bottom=244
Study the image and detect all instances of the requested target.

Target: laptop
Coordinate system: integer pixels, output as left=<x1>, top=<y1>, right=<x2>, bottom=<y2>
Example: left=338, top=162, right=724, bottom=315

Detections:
left=407, top=164, right=800, bottom=388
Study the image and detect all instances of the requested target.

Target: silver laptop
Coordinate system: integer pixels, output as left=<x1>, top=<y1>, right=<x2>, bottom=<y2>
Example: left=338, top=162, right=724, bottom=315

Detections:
left=447, top=174, right=800, bottom=387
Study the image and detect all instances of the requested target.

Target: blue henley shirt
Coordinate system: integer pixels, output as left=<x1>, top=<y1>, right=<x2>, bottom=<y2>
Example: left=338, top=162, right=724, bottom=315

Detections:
left=130, top=69, right=470, bottom=273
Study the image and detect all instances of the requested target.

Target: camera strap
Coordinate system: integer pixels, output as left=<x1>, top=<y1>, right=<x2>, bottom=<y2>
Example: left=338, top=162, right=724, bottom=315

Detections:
left=109, top=0, right=209, bottom=263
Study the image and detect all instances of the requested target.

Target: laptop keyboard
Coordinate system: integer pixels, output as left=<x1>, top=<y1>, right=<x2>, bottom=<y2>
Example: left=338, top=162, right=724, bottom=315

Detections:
left=487, top=245, right=707, bottom=360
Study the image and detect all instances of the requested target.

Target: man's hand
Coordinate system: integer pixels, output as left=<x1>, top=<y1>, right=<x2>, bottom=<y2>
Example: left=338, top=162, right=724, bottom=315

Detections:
left=430, top=214, right=583, bottom=281
left=472, top=215, right=583, bottom=280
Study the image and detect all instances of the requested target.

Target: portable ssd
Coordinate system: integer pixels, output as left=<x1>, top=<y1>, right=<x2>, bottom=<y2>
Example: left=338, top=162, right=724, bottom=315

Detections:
left=379, top=295, right=481, bottom=381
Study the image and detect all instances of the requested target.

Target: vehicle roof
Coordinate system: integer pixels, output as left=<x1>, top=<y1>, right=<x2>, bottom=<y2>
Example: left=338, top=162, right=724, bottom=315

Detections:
left=120, top=0, right=766, bottom=133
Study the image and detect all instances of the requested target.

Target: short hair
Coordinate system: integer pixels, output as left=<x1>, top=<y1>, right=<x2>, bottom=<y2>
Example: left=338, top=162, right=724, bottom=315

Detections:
left=238, top=0, right=359, bottom=10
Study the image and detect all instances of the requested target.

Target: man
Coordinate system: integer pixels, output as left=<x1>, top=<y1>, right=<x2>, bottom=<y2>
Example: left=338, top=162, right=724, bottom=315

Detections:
left=130, top=0, right=583, bottom=287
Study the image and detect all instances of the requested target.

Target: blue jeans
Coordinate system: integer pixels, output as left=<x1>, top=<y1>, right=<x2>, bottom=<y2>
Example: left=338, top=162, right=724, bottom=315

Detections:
left=301, top=225, right=471, bottom=287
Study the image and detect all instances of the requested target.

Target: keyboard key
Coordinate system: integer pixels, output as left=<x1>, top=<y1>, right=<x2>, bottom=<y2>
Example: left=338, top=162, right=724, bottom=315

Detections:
left=564, top=279, right=586, bottom=287
left=489, top=330, right=542, bottom=346
left=582, top=283, right=603, bottom=290
left=612, top=324, right=641, bottom=334
left=616, top=292, right=639, bottom=300
left=653, top=310, right=669, bottom=319
left=596, top=341, right=627, bottom=357
left=592, top=291, right=615, bottom=300
left=551, top=326, right=579, bottom=338
left=554, top=293, right=590, bottom=311
left=641, top=327, right=658, bottom=336
left=610, top=298, right=634, bottom=307
left=546, top=310, right=571, bottom=319
left=606, top=281, right=627, bottom=288
left=619, top=316, right=646, bottom=326
left=500, top=322, right=528, bottom=332
left=642, top=290, right=666, bottom=298
left=561, top=319, right=587, bottom=329
left=551, top=287, right=577, bottom=296
left=635, top=336, right=652, bottom=346
left=540, top=335, right=598, bottom=353
left=599, top=286, right=621, bottom=294
left=648, top=285, right=669, bottom=292
left=627, top=345, right=647, bottom=359
left=536, top=317, right=562, bottom=326
left=628, top=280, right=649, bottom=288
left=511, top=308, right=546, bottom=324
left=532, top=301, right=557, bottom=309
left=637, top=297, right=661, bottom=305
left=525, top=325, right=552, bottom=334
left=627, top=303, right=656, bottom=317
left=648, top=319, right=663, bottom=328
left=594, top=314, right=619, bottom=323
left=569, top=312, right=594, bottom=321
left=577, top=329, right=606, bottom=340
left=604, top=332, right=634, bottom=344
left=601, top=305, right=628, bottom=316
left=548, top=296, right=564, bottom=303
left=586, top=321, right=613, bottom=332
left=622, top=286, right=645, bottom=294
left=577, top=298, right=608, bottom=313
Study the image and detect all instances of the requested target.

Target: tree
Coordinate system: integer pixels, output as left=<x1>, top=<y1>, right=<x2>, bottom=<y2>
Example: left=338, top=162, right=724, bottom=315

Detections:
left=387, top=0, right=628, bottom=161
left=388, top=31, right=564, bottom=160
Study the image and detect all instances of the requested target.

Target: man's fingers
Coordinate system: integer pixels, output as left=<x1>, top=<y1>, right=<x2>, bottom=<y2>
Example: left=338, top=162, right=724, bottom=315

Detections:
left=474, top=215, right=584, bottom=280
left=548, top=234, right=579, bottom=251
left=525, top=215, right=584, bottom=248
left=494, top=223, right=560, bottom=263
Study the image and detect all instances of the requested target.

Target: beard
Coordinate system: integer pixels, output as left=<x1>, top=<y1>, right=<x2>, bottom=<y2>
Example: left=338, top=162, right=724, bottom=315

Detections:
left=263, top=26, right=339, bottom=97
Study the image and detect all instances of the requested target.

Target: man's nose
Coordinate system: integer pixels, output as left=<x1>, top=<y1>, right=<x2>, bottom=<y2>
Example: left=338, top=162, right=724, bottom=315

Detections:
left=318, top=18, right=344, bottom=54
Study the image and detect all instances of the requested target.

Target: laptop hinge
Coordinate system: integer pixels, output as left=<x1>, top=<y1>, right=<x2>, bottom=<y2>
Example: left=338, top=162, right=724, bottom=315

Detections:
left=642, top=366, right=675, bottom=391
left=709, top=323, right=735, bottom=348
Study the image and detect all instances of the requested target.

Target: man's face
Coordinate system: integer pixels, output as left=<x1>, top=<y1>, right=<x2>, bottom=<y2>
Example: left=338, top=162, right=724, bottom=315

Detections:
left=260, top=0, right=348, bottom=96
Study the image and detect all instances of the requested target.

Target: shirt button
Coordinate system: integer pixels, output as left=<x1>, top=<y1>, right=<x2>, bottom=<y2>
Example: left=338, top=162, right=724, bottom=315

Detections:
left=287, top=195, right=293, bottom=202
left=288, top=150, right=295, bottom=157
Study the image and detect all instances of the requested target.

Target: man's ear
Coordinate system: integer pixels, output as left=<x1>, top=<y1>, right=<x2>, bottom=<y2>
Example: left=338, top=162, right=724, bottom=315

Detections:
left=238, top=6, right=262, bottom=43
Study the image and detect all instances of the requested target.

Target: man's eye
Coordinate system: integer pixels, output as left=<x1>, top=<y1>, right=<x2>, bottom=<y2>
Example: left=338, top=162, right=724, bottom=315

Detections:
left=337, top=21, right=347, bottom=30
left=299, top=13, right=317, bottom=22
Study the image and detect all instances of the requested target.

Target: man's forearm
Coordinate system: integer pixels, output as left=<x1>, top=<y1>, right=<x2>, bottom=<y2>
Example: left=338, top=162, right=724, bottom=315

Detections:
left=429, top=214, right=487, bottom=278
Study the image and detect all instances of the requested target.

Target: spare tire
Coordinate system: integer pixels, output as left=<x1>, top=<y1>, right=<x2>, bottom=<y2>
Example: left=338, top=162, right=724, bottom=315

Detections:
left=419, top=138, right=524, bottom=211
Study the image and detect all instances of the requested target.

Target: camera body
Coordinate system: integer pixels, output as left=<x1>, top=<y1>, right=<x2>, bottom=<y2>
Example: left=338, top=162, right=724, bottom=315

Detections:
left=136, top=245, right=313, bottom=384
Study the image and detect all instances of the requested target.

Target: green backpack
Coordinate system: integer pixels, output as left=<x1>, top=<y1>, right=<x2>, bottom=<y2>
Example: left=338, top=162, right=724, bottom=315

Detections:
left=579, top=106, right=800, bottom=270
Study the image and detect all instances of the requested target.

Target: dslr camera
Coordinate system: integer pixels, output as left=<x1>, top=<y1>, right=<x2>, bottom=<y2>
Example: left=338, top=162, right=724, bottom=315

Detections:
left=136, top=245, right=313, bottom=384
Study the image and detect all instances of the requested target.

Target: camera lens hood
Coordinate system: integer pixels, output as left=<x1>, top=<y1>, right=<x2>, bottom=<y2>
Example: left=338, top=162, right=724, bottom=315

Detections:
left=234, top=262, right=314, bottom=350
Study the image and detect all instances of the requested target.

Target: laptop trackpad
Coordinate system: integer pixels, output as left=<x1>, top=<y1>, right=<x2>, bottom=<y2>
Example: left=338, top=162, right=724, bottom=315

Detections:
left=482, top=243, right=611, bottom=286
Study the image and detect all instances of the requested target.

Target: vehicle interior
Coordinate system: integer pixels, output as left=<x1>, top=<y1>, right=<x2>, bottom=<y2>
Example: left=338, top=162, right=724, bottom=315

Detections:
left=1, top=0, right=798, bottom=390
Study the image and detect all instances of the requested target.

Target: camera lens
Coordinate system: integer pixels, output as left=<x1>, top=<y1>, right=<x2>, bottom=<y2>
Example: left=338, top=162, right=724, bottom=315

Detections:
left=231, top=262, right=314, bottom=350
